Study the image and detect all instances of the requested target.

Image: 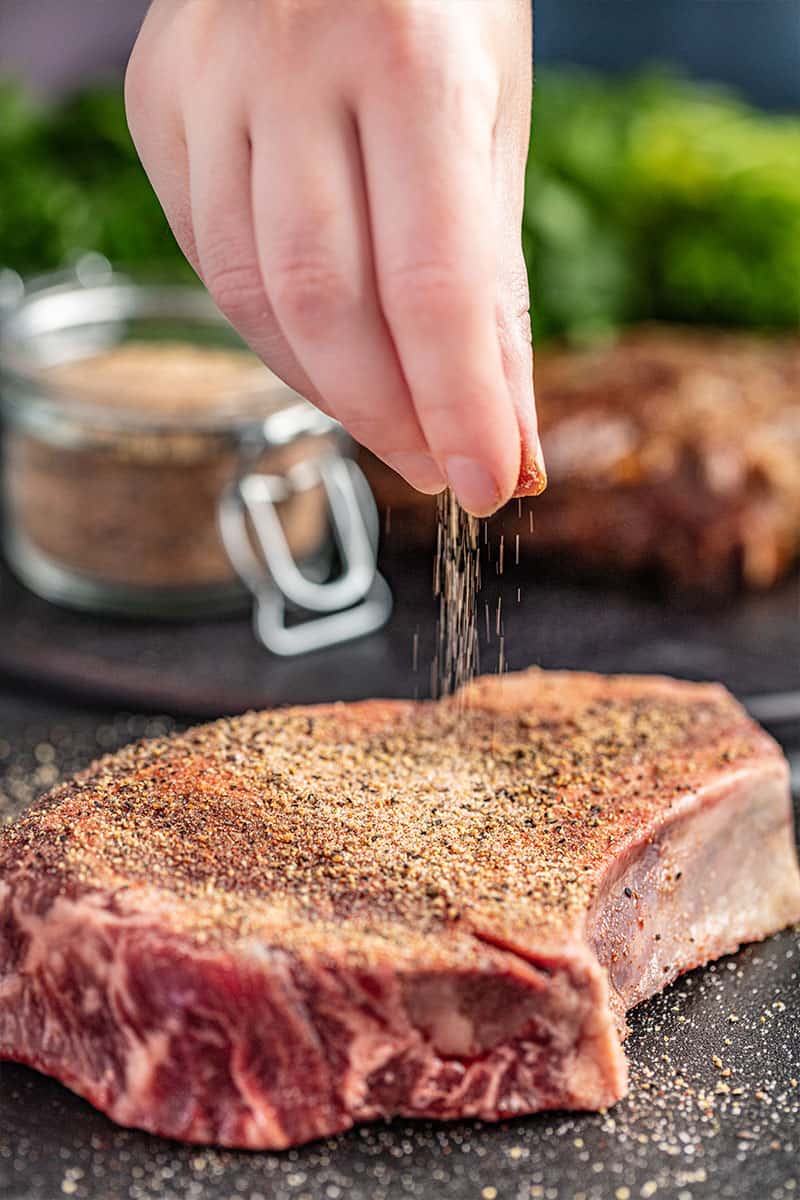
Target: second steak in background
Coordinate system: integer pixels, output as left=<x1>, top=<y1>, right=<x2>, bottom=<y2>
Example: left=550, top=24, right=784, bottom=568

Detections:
left=365, top=328, right=800, bottom=597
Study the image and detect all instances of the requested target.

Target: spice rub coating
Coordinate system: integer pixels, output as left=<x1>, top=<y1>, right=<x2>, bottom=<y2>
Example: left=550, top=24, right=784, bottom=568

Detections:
left=2, top=670, right=791, bottom=960
left=1, top=669, right=798, bottom=1149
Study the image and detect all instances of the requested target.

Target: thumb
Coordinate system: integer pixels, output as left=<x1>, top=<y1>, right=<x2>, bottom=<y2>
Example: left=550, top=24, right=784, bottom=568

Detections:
left=493, top=15, right=546, bottom=499
left=497, top=251, right=546, bottom=498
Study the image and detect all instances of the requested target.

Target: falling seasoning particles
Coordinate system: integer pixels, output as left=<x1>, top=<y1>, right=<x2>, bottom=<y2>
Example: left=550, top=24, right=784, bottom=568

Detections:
left=433, top=490, right=480, bottom=698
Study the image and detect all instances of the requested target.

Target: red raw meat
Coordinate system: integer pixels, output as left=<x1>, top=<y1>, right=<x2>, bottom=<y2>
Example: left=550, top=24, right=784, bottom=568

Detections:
left=1, top=670, right=798, bottom=1148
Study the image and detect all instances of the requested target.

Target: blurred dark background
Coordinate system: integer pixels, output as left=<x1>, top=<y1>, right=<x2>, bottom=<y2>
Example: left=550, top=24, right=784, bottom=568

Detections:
left=537, top=0, right=800, bottom=110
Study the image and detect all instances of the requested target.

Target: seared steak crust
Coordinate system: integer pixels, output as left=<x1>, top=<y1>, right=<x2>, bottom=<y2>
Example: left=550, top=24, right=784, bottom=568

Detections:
left=532, top=329, right=800, bottom=593
left=1, top=670, right=798, bottom=1147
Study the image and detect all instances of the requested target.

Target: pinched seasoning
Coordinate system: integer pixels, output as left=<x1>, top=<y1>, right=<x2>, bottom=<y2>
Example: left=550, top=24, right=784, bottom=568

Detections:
left=0, top=671, right=775, bottom=965
left=434, top=490, right=481, bottom=699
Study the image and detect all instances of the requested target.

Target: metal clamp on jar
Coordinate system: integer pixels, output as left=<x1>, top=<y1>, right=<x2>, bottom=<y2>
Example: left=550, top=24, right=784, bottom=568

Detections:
left=0, top=257, right=392, bottom=655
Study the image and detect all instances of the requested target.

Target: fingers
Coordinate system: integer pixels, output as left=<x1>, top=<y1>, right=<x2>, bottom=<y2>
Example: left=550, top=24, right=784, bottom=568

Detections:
left=127, top=20, right=316, bottom=402
left=184, top=106, right=324, bottom=407
left=497, top=254, right=545, bottom=498
left=125, top=30, right=197, bottom=267
left=357, top=41, right=521, bottom=516
left=126, top=0, right=535, bottom=512
left=492, top=3, right=545, bottom=497
left=249, top=99, right=445, bottom=494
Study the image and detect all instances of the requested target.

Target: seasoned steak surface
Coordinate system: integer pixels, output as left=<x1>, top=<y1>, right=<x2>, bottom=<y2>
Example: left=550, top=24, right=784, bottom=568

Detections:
left=1, top=670, right=798, bottom=1147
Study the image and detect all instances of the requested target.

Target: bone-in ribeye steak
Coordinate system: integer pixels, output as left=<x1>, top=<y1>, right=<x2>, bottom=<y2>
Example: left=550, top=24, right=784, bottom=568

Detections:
left=1, top=670, right=799, bottom=1149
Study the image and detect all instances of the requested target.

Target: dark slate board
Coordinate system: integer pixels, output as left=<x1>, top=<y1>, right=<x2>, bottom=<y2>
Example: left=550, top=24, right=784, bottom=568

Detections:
left=2, top=920, right=800, bottom=1200
left=0, top=542, right=799, bottom=734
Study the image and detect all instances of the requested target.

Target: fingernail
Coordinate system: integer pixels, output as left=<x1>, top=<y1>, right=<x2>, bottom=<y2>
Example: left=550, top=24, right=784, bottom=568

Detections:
left=388, top=452, right=446, bottom=495
left=444, top=456, right=501, bottom=517
left=514, top=432, right=548, bottom=498
left=531, top=431, right=548, bottom=493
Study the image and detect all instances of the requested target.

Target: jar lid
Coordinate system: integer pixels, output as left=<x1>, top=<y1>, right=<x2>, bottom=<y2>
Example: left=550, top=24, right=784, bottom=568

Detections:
left=0, top=258, right=335, bottom=446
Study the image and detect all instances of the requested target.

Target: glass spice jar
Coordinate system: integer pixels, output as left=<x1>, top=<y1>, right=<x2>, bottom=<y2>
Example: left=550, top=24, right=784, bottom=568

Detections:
left=0, top=259, right=391, bottom=654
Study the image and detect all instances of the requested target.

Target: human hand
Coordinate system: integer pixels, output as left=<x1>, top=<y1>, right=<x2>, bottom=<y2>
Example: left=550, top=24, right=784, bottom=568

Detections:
left=126, top=0, right=544, bottom=516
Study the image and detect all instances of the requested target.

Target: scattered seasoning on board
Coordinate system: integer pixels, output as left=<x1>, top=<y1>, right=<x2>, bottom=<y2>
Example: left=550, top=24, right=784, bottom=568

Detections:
left=0, top=698, right=796, bottom=1199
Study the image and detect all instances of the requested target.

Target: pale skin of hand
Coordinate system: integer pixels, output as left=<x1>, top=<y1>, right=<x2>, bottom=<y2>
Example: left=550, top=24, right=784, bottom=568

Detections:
left=125, top=0, right=544, bottom=517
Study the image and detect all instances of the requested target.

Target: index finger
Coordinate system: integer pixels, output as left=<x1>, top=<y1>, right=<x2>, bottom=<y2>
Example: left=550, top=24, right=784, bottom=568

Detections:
left=356, top=47, right=521, bottom=517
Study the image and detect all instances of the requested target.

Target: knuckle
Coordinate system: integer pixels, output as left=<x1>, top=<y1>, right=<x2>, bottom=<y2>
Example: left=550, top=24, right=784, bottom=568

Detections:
left=498, top=298, right=533, bottom=349
left=270, top=255, right=353, bottom=333
left=376, top=4, right=435, bottom=72
left=204, top=256, right=267, bottom=323
left=374, top=10, right=454, bottom=108
left=515, top=307, right=533, bottom=350
left=498, top=312, right=532, bottom=383
left=504, top=257, right=533, bottom=313
left=382, top=260, right=469, bottom=324
left=376, top=10, right=497, bottom=124
left=497, top=264, right=533, bottom=361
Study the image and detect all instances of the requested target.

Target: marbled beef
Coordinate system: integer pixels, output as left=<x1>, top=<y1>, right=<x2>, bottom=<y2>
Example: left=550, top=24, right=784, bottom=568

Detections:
left=1, top=670, right=798, bottom=1148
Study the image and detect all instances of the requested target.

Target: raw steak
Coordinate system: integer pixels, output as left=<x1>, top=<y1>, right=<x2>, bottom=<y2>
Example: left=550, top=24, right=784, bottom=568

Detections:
left=363, top=328, right=800, bottom=595
left=1, top=670, right=798, bottom=1149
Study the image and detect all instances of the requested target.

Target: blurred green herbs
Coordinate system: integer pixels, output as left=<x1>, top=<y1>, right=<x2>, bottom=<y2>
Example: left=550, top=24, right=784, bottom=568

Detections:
left=1, top=71, right=799, bottom=340
left=0, top=80, right=191, bottom=282
left=526, top=70, right=800, bottom=339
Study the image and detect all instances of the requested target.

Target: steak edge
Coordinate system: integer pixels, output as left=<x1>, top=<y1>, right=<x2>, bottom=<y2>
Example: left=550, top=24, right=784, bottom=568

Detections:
left=1, top=669, right=798, bottom=1148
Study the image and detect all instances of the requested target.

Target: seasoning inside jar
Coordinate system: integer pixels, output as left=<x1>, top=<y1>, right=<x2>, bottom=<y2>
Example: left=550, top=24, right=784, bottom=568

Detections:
left=2, top=339, right=336, bottom=615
